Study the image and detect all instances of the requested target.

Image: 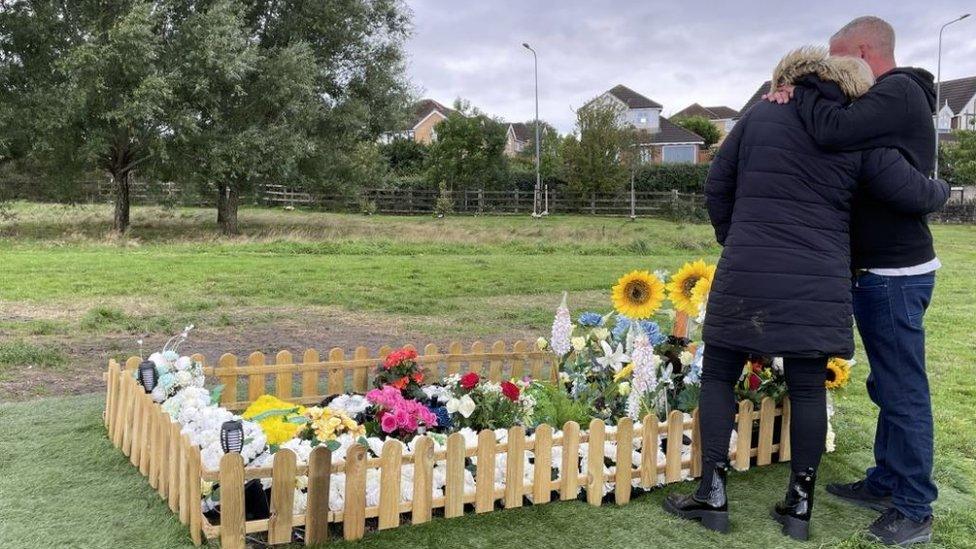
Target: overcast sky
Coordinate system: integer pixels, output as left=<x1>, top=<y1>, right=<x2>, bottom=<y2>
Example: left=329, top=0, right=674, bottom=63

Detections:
left=404, top=1, right=976, bottom=133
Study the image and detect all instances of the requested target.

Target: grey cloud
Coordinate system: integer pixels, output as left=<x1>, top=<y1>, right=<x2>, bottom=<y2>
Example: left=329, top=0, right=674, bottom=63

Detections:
left=405, top=1, right=976, bottom=132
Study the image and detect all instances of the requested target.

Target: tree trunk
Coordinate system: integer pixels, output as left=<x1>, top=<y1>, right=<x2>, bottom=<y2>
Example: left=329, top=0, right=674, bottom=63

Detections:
left=218, top=185, right=239, bottom=235
left=216, top=184, right=226, bottom=224
left=112, top=170, right=131, bottom=233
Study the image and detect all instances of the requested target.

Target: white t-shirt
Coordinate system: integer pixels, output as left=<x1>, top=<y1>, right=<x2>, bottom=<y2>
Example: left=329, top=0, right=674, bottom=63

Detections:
left=867, top=257, right=941, bottom=276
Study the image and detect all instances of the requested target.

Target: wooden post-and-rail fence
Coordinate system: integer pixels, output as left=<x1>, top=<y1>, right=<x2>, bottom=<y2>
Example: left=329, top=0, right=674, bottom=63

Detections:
left=104, top=336, right=794, bottom=547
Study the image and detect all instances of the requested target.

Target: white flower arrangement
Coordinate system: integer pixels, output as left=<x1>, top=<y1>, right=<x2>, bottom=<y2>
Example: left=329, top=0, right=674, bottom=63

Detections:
left=326, top=394, right=371, bottom=417
left=141, top=327, right=206, bottom=403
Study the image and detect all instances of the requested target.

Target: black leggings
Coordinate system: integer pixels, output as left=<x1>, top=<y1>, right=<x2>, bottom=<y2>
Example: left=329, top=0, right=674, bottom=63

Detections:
left=699, top=344, right=828, bottom=475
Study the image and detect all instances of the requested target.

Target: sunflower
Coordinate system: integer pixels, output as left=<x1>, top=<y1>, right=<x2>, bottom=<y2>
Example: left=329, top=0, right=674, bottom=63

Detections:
left=825, top=357, right=852, bottom=390
left=612, top=270, right=665, bottom=319
left=667, top=260, right=717, bottom=317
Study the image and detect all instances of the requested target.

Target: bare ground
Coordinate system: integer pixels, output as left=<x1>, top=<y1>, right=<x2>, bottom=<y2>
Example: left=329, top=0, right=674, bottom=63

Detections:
left=0, top=304, right=543, bottom=401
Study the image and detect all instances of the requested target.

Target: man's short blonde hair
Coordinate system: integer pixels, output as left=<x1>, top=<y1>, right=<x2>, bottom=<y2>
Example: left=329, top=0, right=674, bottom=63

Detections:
left=831, top=16, right=895, bottom=56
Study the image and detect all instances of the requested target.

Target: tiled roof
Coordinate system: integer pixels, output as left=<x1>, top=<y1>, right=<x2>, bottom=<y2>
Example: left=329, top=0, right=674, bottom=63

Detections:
left=937, top=76, right=976, bottom=114
left=705, top=105, right=739, bottom=119
left=673, top=103, right=739, bottom=120
left=634, top=117, right=705, bottom=145
left=606, top=84, right=663, bottom=109
left=410, top=99, right=454, bottom=128
left=740, top=80, right=772, bottom=117
left=509, top=122, right=532, bottom=142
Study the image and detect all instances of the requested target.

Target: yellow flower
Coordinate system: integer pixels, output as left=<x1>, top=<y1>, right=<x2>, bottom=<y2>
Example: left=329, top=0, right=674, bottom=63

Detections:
left=666, top=260, right=716, bottom=317
left=242, top=395, right=306, bottom=445
left=825, top=357, right=852, bottom=390
left=689, top=275, right=713, bottom=312
left=612, top=270, right=665, bottom=319
left=613, top=362, right=635, bottom=382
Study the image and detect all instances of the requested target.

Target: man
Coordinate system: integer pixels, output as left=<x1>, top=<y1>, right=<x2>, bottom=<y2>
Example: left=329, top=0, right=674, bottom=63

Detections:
left=766, top=16, right=939, bottom=546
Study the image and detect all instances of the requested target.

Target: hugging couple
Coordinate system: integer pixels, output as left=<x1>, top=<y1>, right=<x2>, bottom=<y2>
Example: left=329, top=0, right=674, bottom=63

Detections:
left=662, top=16, right=949, bottom=546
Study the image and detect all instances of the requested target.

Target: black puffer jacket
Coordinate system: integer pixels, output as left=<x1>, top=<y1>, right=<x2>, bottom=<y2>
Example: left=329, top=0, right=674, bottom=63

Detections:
left=702, top=49, right=949, bottom=358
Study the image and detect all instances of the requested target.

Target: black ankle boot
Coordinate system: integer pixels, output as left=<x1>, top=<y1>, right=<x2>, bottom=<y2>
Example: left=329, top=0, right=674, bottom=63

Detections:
left=663, top=462, right=730, bottom=533
left=771, top=467, right=816, bottom=541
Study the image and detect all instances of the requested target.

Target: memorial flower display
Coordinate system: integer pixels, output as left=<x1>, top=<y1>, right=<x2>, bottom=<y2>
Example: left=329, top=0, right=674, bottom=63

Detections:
left=117, top=260, right=837, bottom=541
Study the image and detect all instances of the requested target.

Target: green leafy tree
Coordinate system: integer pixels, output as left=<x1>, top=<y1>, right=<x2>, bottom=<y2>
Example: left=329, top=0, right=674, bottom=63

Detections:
left=0, top=1, right=175, bottom=232
left=941, top=131, right=976, bottom=185
left=425, top=100, right=508, bottom=191
left=514, top=120, right=562, bottom=184
left=562, top=100, right=628, bottom=198
left=167, top=0, right=411, bottom=233
left=673, top=115, right=721, bottom=148
left=380, top=138, right=429, bottom=175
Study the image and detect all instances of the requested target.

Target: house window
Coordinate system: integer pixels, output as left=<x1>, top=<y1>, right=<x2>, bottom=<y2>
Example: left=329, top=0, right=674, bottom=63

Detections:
left=662, top=145, right=697, bottom=164
left=638, top=148, right=651, bottom=164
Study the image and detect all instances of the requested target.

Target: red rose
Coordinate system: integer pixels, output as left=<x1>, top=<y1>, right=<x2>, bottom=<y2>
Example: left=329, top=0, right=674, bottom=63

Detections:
left=501, top=381, right=520, bottom=401
left=460, top=372, right=480, bottom=390
left=748, top=373, right=762, bottom=391
left=411, top=372, right=424, bottom=383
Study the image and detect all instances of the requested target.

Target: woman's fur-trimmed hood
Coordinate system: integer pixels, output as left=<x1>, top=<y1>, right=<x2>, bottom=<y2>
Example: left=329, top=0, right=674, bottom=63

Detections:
left=771, top=46, right=875, bottom=99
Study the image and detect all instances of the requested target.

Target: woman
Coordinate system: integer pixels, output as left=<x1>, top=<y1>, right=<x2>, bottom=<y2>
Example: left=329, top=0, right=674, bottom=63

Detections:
left=663, top=48, right=949, bottom=541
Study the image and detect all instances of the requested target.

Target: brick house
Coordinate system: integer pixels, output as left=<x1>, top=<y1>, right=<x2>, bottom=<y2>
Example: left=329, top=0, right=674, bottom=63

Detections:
left=587, top=84, right=705, bottom=164
left=673, top=103, right=740, bottom=136
left=380, top=99, right=454, bottom=144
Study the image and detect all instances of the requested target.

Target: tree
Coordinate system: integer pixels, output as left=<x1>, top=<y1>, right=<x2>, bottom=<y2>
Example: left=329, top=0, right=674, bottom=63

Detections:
left=562, top=100, right=629, bottom=198
left=1, top=1, right=175, bottom=232
left=673, top=115, right=721, bottom=148
left=514, top=120, right=562, bottom=184
left=941, top=131, right=976, bottom=185
left=425, top=100, right=508, bottom=191
left=380, top=138, right=429, bottom=175
left=162, top=0, right=411, bottom=234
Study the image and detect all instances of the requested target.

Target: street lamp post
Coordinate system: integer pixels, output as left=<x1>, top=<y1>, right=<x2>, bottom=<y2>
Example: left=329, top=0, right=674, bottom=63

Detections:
left=935, top=13, right=970, bottom=179
left=523, top=42, right=542, bottom=217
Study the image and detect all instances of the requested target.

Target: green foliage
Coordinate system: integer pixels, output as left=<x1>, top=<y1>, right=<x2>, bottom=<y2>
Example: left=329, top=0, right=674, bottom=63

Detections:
left=941, top=131, right=976, bottom=185
left=672, top=115, right=721, bottom=148
left=513, top=120, right=563, bottom=184
left=380, top=138, right=430, bottom=176
left=526, top=382, right=593, bottom=427
left=632, top=163, right=710, bottom=192
left=562, top=101, right=629, bottom=197
left=425, top=100, right=509, bottom=191
left=434, top=182, right=455, bottom=216
left=0, top=1, right=176, bottom=231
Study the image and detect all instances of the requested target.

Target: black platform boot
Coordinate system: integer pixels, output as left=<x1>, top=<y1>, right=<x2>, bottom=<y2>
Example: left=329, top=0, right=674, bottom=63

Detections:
left=663, top=462, right=730, bottom=533
left=771, top=467, right=816, bottom=541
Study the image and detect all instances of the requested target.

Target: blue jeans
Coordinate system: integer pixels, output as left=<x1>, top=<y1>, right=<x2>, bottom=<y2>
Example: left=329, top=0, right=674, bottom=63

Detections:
left=853, top=271, right=938, bottom=522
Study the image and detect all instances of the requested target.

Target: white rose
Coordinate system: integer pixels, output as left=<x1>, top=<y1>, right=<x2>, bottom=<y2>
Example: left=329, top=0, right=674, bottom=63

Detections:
left=175, top=370, right=193, bottom=386
left=176, top=356, right=192, bottom=371
left=679, top=351, right=694, bottom=365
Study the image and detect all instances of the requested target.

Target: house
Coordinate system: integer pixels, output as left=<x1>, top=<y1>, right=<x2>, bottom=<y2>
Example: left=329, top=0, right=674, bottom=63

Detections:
left=587, top=84, right=705, bottom=164
left=380, top=99, right=454, bottom=144
left=673, top=103, right=740, bottom=135
left=934, top=75, right=976, bottom=132
left=504, top=122, right=532, bottom=157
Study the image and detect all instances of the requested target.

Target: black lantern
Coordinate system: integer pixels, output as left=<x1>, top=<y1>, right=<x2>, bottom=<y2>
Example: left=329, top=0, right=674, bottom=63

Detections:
left=220, top=420, right=244, bottom=454
left=138, top=360, right=158, bottom=393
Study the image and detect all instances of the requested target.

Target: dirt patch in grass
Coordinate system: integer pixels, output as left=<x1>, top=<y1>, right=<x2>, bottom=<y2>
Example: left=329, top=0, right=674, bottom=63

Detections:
left=0, top=306, right=532, bottom=401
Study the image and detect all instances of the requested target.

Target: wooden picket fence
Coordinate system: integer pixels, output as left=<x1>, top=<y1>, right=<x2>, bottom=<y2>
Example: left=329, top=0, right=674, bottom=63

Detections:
left=103, top=340, right=792, bottom=547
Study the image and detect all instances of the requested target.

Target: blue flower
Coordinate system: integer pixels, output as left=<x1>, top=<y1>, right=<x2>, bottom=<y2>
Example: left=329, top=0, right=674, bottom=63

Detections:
left=612, top=315, right=665, bottom=345
left=611, top=316, right=631, bottom=340
left=158, top=373, right=176, bottom=391
left=638, top=320, right=666, bottom=345
left=430, top=406, right=452, bottom=430
left=577, top=312, right=603, bottom=327
left=683, top=345, right=705, bottom=385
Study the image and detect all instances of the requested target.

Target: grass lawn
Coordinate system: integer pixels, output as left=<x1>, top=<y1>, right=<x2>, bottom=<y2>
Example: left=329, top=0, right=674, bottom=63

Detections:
left=0, top=202, right=974, bottom=548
